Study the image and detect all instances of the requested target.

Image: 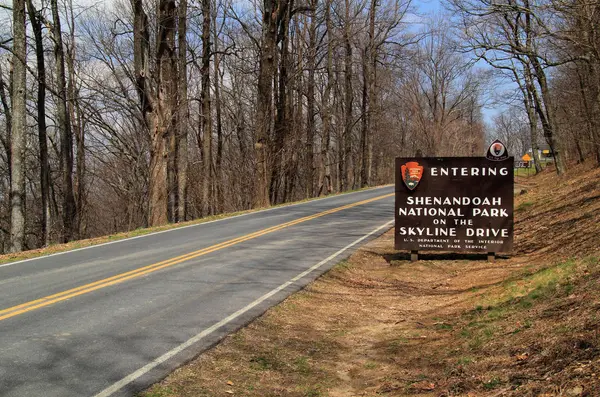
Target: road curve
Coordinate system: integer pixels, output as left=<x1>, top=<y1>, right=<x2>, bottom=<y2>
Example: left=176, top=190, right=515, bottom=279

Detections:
left=0, top=186, right=394, bottom=396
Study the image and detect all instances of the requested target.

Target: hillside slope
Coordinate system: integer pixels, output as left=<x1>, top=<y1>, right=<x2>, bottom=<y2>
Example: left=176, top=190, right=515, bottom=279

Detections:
left=143, top=163, right=600, bottom=397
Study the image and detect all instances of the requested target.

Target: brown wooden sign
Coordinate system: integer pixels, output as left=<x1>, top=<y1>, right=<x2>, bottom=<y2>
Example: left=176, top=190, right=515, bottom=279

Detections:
left=395, top=157, right=514, bottom=253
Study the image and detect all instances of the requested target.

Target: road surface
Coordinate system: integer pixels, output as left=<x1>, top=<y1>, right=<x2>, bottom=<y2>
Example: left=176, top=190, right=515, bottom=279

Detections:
left=0, top=186, right=394, bottom=396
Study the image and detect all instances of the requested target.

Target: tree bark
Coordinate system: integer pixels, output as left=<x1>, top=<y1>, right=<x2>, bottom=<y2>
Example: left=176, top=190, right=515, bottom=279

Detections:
left=515, top=66, right=542, bottom=173
left=361, top=0, right=376, bottom=187
left=201, top=0, right=212, bottom=216
left=213, top=1, right=224, bottom=213
left=360, top=47, right=368, bottom=187
left=270, top=0, right=291, bottom=205
left=0, top=64, right=11, bottom=188
left=523, top=0, right=565, bottom=175
left=342, top=0, right=353, bottom=191
left=51, top=0, right=77, bottom=243
left=305, top=0, right=317, bottom=198
left=255, top=0, right=278, bottom=208
left=9, top=0, right=27, bottom=253
left=177, top=0, right=188, bottom=221
left=66, top=0, right=85, bottom=238
left=132, top=0, right=154, bottom=226
left=318, top=0, right=333, bottom=196
left=27, top=0, right=51, bottom=246
left=528, top=56, right=566, bottom=175
left=154, top=0, right=177, bottom=225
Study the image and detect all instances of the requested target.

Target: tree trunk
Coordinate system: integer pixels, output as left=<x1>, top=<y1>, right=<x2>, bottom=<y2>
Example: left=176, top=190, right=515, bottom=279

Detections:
left=318, top=0, right=333, bottom=196
left=522, top=1, right=565, bottom=175
left=0, top=64, right=12, bottom=194
left=518, top=67, right=542, bottom=174
left=177, top=0, right=188, bottom=221
left=51, top=0, right=77, bottom=243
left=529, top=56, right=566, bottom=175
left=361, top=0, right=376, bottom=187
left=155, top=0, right=177, bottom=225
left=269, top=0, right=292, bottom=205
left=132, top=0, right=155, bottom=226
left=360, top=47, right=368, bottom=187
left=305, top=0, right=317, bottom=198
left=254, top=0, right=277, bottom=208
left=66, top=0, right=85, bottom=238
left=213, top=2, right=224, bottom=214
left=201, top=0, right=212, bottom=216
left=168, top=103, right=178, bottom=222
left=27, top=0, right=50, bottom=246
left=342, top=0, right=353, bottom=191
left=9, top=0, right=27, bottom=253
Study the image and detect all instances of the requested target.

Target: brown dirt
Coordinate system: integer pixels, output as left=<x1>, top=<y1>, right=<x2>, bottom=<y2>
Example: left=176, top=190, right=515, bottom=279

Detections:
left=142, top=163, right=600, bottom=397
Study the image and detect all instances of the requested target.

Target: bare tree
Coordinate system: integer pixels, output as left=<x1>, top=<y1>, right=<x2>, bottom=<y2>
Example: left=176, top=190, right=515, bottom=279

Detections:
left=178, top=0, right=189, bottom=222
left=449, top=0, right=567, bottom=173
left=254, top=0, right=278, bottom=208
left=51, top=0, right=78, bottom=242
left=9, top=0, right=27, bottom=253
left=26, top=0, right=51, bottom=245
left=201, top=0, right=213, bottom=215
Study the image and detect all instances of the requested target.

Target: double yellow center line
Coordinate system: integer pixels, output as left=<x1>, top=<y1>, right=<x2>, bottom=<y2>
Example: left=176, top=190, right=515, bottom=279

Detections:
left=0, top=193, right=393, bottom=322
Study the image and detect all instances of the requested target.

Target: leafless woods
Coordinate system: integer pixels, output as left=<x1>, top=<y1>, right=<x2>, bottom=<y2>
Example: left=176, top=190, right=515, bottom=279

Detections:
left=0, top=0, right=597, bottom=253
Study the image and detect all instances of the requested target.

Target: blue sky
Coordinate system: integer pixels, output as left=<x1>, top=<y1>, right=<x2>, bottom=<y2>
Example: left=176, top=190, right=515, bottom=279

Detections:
left=411, top=0, right=507, bottom=127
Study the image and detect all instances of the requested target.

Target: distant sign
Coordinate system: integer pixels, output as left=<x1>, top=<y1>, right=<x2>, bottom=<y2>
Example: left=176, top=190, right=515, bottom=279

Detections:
left=395, top=157, right=514, bottom=253
left=522, top=153, right=532, bottom=162
left=515, top=161, right=530, bottom=168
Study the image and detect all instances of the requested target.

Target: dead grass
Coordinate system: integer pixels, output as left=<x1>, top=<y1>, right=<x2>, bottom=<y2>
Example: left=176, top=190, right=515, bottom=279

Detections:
left=0, top=211, right=249, bottom=266
left=141, top=162, right=600, bottom=397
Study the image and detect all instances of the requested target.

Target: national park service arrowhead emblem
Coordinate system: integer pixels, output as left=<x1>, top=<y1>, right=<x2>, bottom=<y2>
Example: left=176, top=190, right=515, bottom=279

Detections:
left=401, top=161, right=423, bottom=190
left=486, top=139, right=509, bottom=161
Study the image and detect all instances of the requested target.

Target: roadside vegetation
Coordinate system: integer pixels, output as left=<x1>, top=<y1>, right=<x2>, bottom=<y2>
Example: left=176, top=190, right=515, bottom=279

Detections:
left=4, top=0, right=600, bottom=259
left=142, top=162, right=600, bottom=396
left=0, top=185, right=387, bottom=266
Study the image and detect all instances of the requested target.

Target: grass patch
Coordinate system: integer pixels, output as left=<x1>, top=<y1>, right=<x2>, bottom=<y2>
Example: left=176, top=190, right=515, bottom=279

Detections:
left=333, top=260, right=353, bottom=271
left=516, top=201, right=534, bottom=211
left=458, top=259, right=583, bottom=354
left=477, top=259, right=578, bottom=310
left=456, top=356, right=474, bottom=365
left=482, top=376, right=502, bottom=390
left=514, top=168, right=535, bottom=177
left=387, top=338, right=409, bottom=353
left=299, top=386, right=323, bottom=397
left=435, top=323, right=453, bottom=330
left=364, top=361, right=378, bottom=369
left=250, top=354, right=280, bottom=371
left=294, top=356, right=312, bottom=374
left=140, top=386, right=177, bottom=397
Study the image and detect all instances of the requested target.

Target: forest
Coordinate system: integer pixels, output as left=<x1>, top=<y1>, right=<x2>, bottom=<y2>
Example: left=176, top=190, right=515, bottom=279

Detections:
left=1, top=0, right=599, bottom=253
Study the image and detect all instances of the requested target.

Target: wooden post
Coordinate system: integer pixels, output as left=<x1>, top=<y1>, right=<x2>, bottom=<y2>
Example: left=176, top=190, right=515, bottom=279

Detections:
left=411, top=250, right=419, bottom=262
left=487, top=252, right=496, bottom=262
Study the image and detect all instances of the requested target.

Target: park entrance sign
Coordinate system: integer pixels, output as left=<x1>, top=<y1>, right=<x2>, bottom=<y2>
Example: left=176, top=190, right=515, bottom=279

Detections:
left=394, top=157, right=514, bottom=254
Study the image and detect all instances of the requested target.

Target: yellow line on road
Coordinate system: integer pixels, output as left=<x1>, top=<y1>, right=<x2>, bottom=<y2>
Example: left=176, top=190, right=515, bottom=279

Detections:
left=0, top=193, right=393, bottom=322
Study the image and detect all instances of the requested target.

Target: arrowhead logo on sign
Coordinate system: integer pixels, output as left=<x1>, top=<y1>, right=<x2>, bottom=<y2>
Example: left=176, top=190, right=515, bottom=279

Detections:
left=486, top=140, right=509, bottom=161
left=401, top=161, right=423, bottom=190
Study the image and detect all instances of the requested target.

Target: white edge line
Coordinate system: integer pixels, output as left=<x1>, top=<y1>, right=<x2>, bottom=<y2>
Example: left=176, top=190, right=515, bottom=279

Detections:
left=0, top=185, right=393, bottom=269
left=93, top=219, right=395, bottom=397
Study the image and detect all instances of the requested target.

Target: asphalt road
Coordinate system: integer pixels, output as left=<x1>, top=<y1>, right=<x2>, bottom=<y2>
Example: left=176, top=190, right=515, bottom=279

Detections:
left=0, top=186, right=394, bottom=396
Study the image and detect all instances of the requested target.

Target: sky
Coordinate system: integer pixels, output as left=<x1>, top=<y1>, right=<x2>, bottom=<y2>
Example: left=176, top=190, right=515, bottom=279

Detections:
left=411, top=0, right=508, bottom=129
